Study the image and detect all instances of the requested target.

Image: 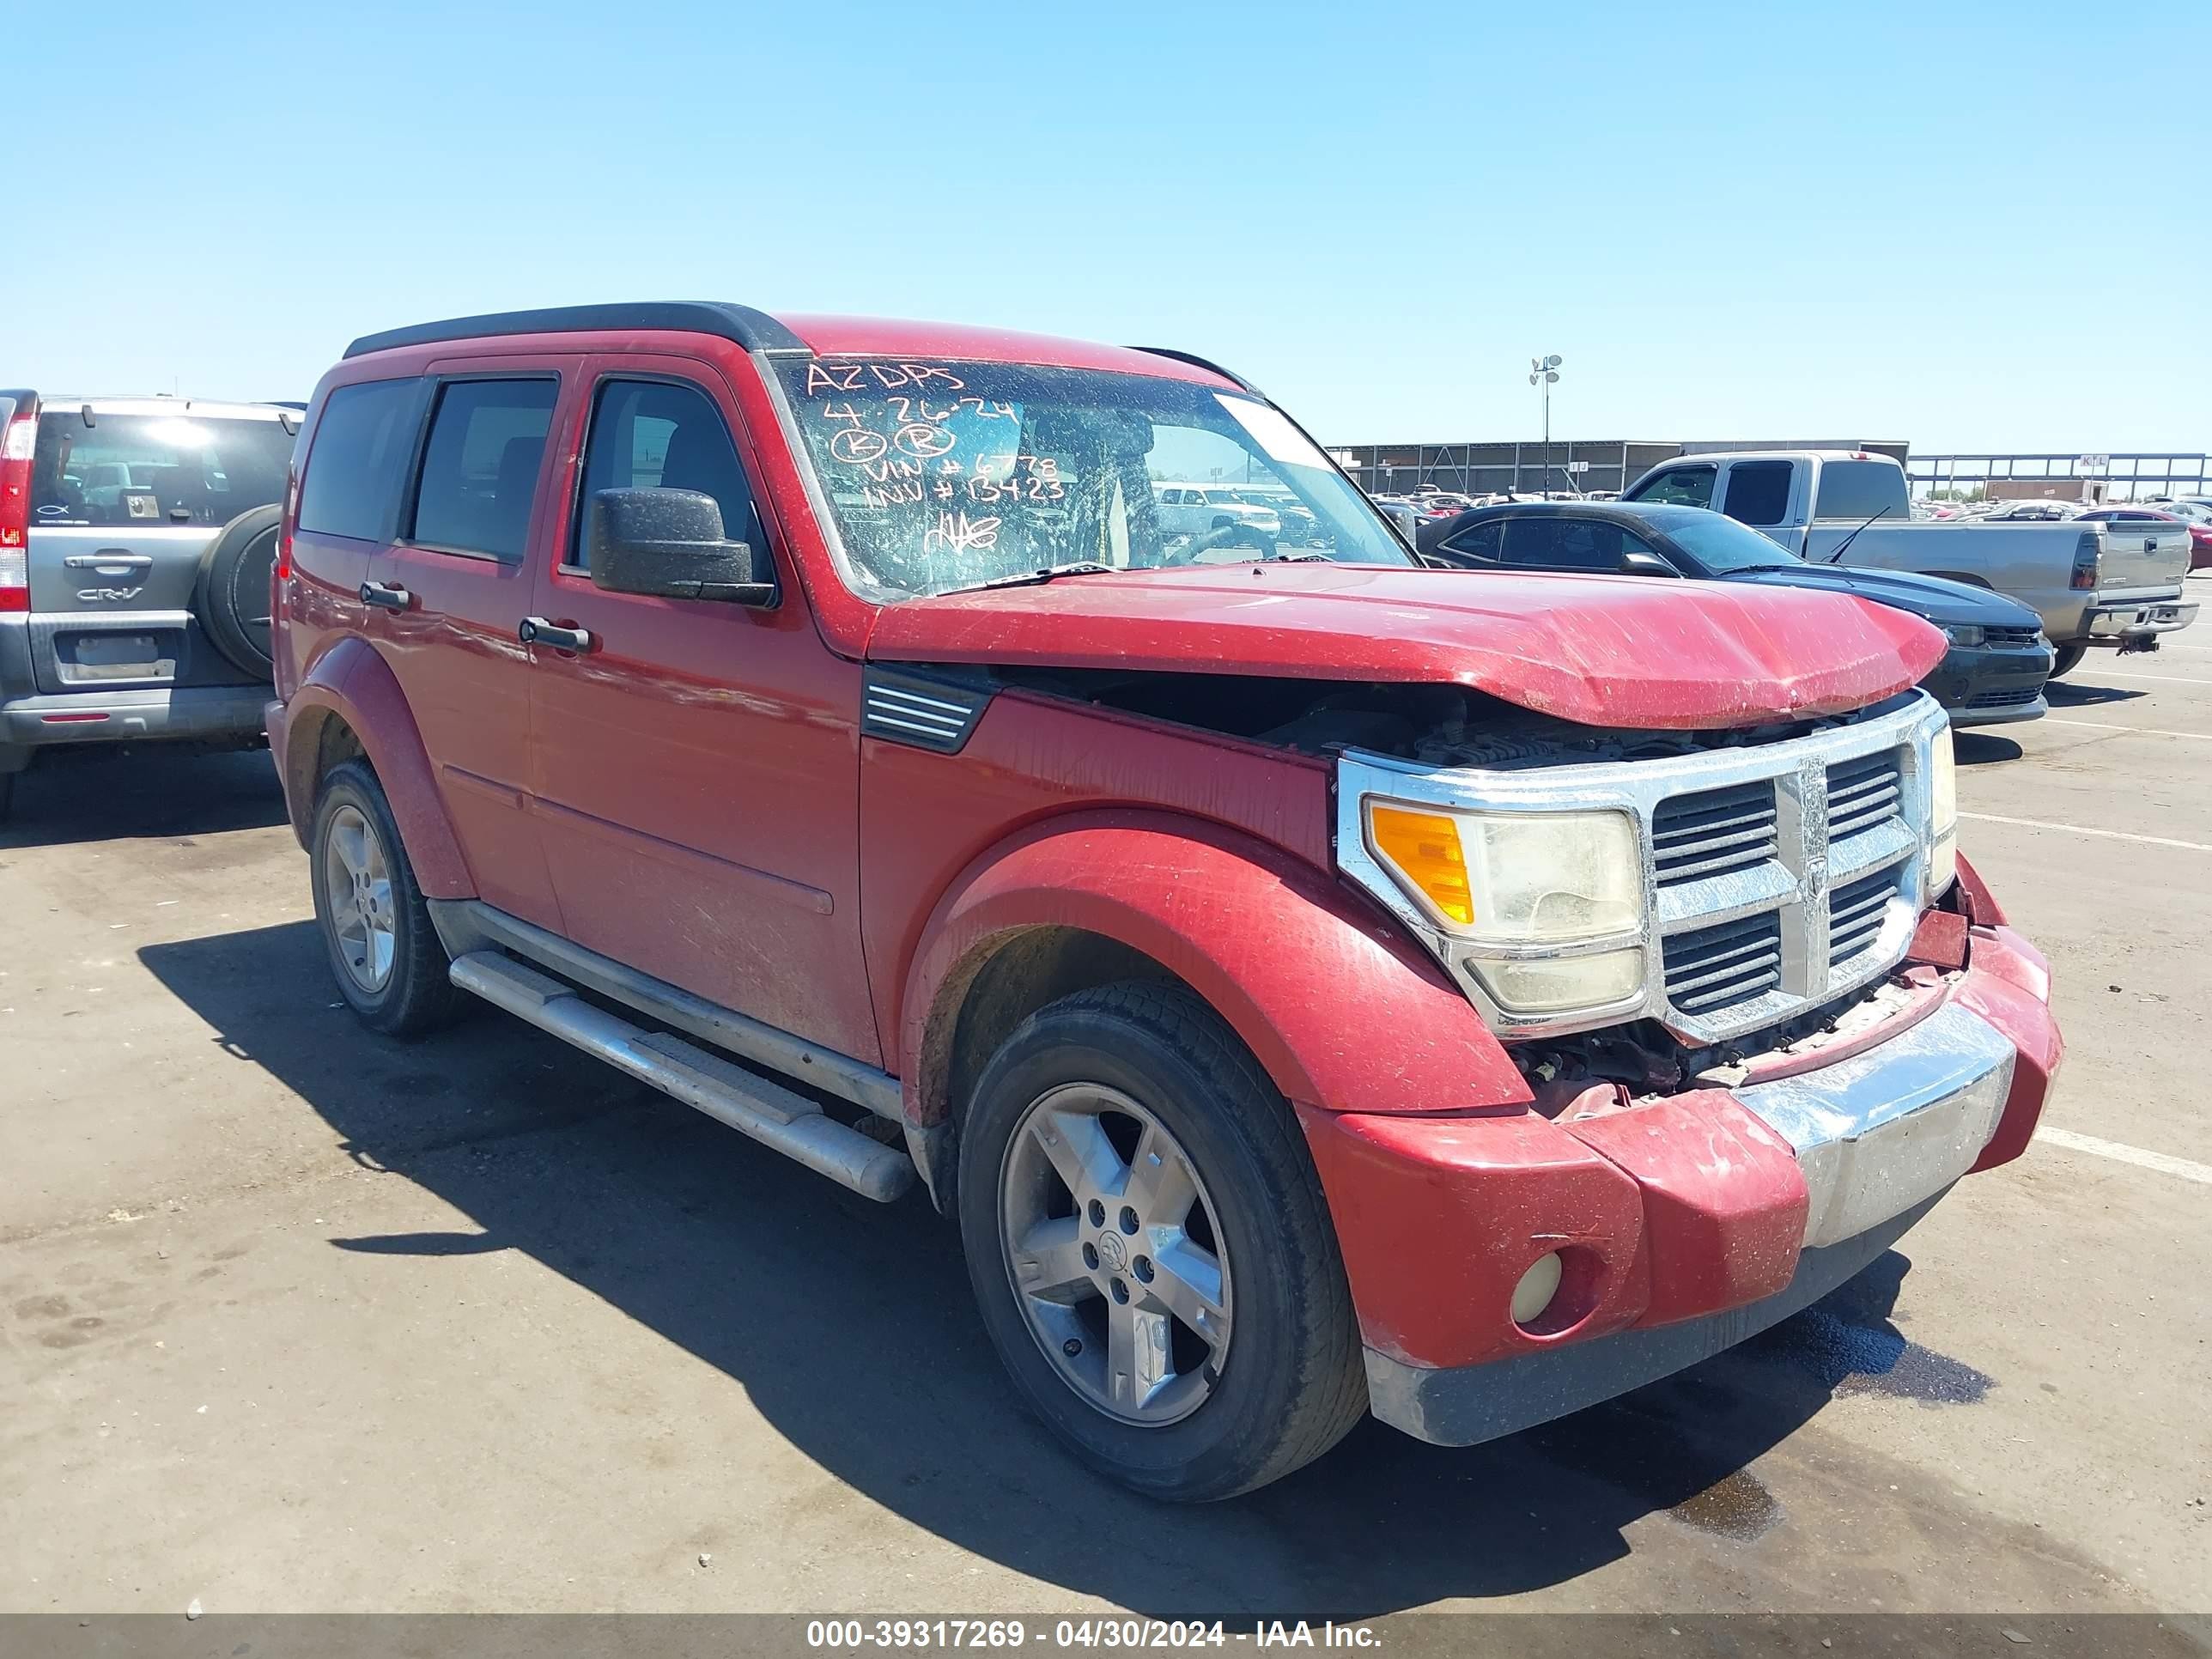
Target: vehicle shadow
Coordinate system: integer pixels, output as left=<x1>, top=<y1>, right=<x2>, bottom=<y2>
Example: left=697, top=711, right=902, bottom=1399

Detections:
left=2042, top=679, right=2146, bottom=708
left=139, top=920, right=1949, bottom=1619
left=0, top=746, right=286, bottom=849
left=1954, top=733, right=2022, bottom=765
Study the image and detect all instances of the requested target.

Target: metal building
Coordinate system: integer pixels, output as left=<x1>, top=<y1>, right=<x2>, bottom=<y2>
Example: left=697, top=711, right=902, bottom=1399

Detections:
left=1331, top=440, right=1681, bottom=498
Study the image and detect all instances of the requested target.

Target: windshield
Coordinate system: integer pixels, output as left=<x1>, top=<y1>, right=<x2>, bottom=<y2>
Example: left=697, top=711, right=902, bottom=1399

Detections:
left=31, top=411, right=294, bottom=527
left=1660, top=508, right=1807, bottom=574
left=774, top=360, right=1408, bottom=597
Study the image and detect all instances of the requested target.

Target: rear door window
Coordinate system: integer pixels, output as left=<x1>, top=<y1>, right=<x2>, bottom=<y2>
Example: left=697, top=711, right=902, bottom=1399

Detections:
left=1632, top=465, right=1715, bottom=508
left=409, top=379, right=559, bottom=562
left=573, top=378, right=761, bottom=571
left=1720, top=461, right=1793, bottom=527
left=298, top=379, right=422, bottom=541
left=33, top=410, right=295, bottom=528
left=1501, top=516, right=1632, bottom=570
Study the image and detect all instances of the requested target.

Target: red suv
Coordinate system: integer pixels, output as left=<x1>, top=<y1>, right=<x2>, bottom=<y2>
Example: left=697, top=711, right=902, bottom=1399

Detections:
left=267, top=303, right=2061, bottom=1500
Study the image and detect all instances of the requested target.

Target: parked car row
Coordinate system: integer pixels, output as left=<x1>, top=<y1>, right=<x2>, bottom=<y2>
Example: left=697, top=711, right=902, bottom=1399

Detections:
left=1622, top=449, right=2197, bottom=678
left=9, top=307, right=2066, bottom=1511
left=1414, top=501, right=2057, bottom=726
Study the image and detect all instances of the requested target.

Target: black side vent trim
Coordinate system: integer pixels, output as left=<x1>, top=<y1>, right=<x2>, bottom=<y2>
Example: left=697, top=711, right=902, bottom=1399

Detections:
left=861, top=668, right=991, bottom=754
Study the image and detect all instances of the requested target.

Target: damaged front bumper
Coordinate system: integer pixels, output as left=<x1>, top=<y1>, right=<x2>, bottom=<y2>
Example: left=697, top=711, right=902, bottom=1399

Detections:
left=1304, top=923, right=2061, bottom=1448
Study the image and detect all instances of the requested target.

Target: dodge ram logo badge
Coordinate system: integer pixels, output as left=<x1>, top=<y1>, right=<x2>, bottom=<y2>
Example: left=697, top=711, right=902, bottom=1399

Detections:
left=1097, top=1231, right=1128, bottom=1273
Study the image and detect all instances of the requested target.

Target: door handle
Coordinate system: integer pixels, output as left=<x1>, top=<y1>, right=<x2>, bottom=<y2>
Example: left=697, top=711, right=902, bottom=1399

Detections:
left=360, top=580, right=413, bottom=611
left=519, top=616, right=593, bottom=653
left=65, top=551, right=155, bottom=572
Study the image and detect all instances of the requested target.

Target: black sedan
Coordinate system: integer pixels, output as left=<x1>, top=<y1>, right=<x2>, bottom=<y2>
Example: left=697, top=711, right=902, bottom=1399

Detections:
left=1416, top=501, right=2054, bottom=726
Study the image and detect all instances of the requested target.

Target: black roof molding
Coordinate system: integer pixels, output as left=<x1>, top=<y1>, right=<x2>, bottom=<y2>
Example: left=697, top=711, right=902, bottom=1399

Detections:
left=343, top=302, right=810, bottom=361
left=1129, top=346, right=1257, bottom=395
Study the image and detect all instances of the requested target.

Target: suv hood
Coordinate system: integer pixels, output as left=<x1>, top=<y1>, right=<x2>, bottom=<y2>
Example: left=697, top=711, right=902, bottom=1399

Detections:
left=1718, top=563, right=2044, bottom=630
left=865, top=564, right=1946, bottom=731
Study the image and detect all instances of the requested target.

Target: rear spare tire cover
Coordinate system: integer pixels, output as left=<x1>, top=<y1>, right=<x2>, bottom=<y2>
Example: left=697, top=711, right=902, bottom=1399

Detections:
left=194, top=505, right=283, bottom=681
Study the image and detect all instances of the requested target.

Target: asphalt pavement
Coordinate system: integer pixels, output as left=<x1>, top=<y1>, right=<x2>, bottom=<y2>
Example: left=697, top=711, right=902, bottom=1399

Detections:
left=3, top=598, right=2209, bottom=1630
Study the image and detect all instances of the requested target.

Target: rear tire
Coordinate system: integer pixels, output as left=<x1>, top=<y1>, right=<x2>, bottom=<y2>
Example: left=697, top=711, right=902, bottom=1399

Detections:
left=2050, top=645, right=2086, bottom=679
left=309, top=758, right=466, bottom=1036
left=195, top=505, right=283, bottom=682
left=956, top=981, right=1366, bottom=1501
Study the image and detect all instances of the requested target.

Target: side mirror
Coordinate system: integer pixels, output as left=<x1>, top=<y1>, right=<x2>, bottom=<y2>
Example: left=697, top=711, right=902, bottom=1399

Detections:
left=1619, top=550, right=1678, bottom=577
left=585, top=487, right=778, bottom=606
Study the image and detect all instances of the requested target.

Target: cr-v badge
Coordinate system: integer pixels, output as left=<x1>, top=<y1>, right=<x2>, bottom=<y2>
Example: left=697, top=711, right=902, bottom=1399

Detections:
left=77, top=586, right=144, bottom=603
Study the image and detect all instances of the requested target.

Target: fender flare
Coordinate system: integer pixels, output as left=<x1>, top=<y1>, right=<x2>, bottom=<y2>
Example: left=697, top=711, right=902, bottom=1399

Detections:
left=897, top=810, right=1530, bottom=1128
left=277, top=635, right=476, bottom=899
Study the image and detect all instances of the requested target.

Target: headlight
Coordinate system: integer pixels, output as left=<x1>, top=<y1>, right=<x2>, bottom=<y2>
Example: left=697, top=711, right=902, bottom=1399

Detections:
left=1365, top=802, right=1645, bottom=1016
left=1929, top=724, right=1958, bottom=895
left=1944, top=623, right=1984, bottom=647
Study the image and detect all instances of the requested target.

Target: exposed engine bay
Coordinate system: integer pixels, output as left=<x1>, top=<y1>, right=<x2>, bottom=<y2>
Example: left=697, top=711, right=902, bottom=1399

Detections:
left=997, top=667, right=1883, bottom=771
left=996, top=664, right=1939, bottom=1093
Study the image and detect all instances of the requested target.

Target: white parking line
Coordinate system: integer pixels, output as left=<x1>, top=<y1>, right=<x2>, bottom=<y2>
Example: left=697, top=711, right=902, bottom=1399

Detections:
left=2038, top=1127, right=2212, bottom=1188
left=1960, top=811, right=2212, bottom=854
left=2045, top=718, right=2212, bottom=741
left=2069, top=669, right=2212, bottom=686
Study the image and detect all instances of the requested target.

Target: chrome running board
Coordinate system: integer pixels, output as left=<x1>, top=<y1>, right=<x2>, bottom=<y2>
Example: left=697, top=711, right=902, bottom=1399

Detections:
left=447, top=951, right=916, bottom=1203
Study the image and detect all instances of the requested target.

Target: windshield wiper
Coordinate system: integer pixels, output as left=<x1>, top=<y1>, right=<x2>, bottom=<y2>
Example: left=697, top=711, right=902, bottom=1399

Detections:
left=972, top=561, right=1121, bottom=590
left=1826, top=505, right=1891, bottom=564
left=1268, top=551, right=1333, bottom=562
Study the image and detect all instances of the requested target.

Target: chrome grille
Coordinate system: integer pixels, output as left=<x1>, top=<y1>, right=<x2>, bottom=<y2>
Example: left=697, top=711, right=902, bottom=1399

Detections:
left=1826, top=750, right=1903, bottom=841
left=1664, top=911, right=1784, bottom=1014
left=1829, top=868, right=1901, bottom=965
left=1651, top=781, right=1778, bottom=887
left=1334, top=691, right=1948, bottom=1044
left=1985, top=625, right=2044, bottom=647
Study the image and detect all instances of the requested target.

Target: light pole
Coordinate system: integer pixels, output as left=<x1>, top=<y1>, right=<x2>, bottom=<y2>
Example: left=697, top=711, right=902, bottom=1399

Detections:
left=1529, top=355, right=1561, bottom=498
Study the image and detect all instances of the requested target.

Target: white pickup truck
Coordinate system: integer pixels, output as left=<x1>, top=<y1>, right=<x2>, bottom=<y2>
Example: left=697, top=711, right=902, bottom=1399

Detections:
left=1624, top=450, right=2197, bottom=676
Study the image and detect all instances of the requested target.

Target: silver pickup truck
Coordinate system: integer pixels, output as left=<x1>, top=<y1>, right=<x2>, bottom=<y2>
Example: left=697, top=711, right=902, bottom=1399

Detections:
left=0, top=391, right=295, bottom=817
left=1624, top=450, right=2197, bottom=676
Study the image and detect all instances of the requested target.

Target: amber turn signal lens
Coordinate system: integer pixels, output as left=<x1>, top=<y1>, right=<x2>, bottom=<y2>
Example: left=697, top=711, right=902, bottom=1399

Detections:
left=1368, top=804, right=1474, bottom=926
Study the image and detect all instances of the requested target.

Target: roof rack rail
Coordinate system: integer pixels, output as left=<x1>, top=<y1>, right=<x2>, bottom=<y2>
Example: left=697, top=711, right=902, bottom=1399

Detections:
left=1128, top=346, right=1258, bottom=394
left=344, top=302, right=810, bottom=361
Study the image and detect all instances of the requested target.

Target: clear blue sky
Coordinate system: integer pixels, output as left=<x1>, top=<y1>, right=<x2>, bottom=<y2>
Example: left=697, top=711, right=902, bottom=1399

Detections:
left=9, top=0, right=2208, bottom=453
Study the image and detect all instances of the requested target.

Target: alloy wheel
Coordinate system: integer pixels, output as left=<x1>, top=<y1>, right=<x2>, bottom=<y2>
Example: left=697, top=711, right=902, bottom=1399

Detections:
left=997, top=1083, right=1234, bottom=1425
left=320, top=803, right=396, bottom=993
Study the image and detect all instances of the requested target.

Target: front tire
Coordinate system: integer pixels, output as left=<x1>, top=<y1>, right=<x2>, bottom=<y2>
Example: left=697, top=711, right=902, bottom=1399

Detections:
left=2050, top=644, right=2086, bottom=679
left=956, top=981, right=1366, bottom=1501
left=309, top=758, right=465, bottom=1036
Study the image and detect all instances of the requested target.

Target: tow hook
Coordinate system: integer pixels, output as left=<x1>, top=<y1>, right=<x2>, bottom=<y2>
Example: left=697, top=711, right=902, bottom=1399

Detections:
left=2118, top=635, right=2162, bottom=656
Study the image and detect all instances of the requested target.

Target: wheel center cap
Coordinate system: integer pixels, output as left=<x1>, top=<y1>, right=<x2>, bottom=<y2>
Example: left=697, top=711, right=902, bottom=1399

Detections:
left=1097, top=1230, right=1129, bottom=1273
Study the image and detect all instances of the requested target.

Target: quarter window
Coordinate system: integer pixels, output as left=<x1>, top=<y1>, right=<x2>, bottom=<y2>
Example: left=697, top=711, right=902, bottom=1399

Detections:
left=1437, top=520, right=1504, bottom=563
left=574, top=379, right=761, bottom=572
left=298, top=380, right=422, bottom=541
left=410, top=379, right=558, bottom=562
